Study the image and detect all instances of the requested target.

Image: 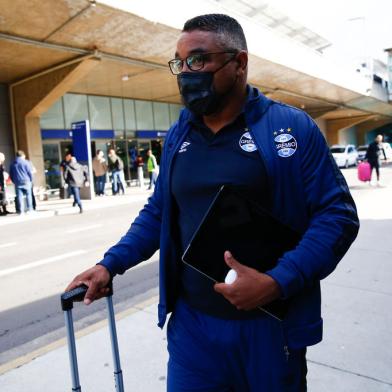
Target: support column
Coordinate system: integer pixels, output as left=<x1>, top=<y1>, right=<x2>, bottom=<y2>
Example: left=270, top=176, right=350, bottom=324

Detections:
left=325, top=114, right=375, bottom=146
left=11, top=57, right=100, bottom=187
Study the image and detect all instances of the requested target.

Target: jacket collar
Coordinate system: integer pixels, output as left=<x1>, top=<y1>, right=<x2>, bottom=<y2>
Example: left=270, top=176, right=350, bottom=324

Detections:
left=176, top=85, right=273, bottom=132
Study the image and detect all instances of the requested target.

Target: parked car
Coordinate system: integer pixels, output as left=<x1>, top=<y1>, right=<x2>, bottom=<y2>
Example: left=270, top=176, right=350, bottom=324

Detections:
left=356, top=145, right=368, bottom=161
left=330, top=144, right=358, bottom=168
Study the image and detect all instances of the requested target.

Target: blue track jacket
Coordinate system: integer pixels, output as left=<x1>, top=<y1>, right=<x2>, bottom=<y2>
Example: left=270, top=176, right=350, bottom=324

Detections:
left=100, top=87, right=359, bottom=349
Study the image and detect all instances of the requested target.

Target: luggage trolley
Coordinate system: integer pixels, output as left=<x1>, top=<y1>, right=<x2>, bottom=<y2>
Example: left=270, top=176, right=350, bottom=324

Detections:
left=61, top=284, right=125, bottom=392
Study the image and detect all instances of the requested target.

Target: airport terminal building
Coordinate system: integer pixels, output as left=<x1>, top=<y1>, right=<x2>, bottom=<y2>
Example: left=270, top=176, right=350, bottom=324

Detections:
left=1, top=0, right=392, bottom=190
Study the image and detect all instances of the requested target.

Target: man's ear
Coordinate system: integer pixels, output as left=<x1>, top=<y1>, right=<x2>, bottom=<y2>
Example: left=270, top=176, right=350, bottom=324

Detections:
left=235, top=51, right=248, bottom=76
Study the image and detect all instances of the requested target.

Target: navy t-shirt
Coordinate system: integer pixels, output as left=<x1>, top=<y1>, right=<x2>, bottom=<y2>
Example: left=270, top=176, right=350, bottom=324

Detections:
left=171, top=110, right=270, bottom=318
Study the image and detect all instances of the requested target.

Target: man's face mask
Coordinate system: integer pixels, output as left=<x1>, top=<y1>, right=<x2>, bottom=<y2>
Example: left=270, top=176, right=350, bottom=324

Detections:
left=177, top=72, right=218, bottom=116
left=176, top=52, right=237, bottom=116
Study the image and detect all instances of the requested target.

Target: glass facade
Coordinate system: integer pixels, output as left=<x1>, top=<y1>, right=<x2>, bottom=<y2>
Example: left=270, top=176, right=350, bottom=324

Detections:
left=40, top=98, right=64, bottom=129
left=153, top=102, right=170, bottom=130
left=88, top=96, right=112, bottom=130
left=63, top=93, right=89, bottom=129
left=135, top=100, right=154, bottom=130
left=111, top=97, right=125, bottom=131
left=124, top=99, right=136, bottom=137
left=40, top=93, right=182, bottom=189
left=41, top=93, right=182, bottom=135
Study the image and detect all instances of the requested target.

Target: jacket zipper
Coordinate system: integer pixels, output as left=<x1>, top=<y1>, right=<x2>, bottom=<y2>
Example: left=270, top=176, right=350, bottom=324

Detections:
left=247, top=126, right=290, bottom=361
left=280, top=322, right=290, bottom=362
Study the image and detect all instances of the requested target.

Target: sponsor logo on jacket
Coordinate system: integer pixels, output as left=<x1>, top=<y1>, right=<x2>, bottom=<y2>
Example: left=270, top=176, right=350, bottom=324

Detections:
left=239, top=131, right=257, bottom=152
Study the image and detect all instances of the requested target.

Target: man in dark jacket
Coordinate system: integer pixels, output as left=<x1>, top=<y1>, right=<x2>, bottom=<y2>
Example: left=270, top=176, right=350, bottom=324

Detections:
left=64, top=156, right=89, bottom=213
left=10, top=150, right=33, bottom=214
left=366, top=134, right=387, bottom=185
left=66, top=14, right=359, bottom=391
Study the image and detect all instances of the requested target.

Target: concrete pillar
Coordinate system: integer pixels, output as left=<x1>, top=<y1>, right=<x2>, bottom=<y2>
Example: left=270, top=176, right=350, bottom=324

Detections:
left=314, top=118, right=327, bottom=138
left=0, top=84, right=14, bottom=170
left=325, top=114, right=375, bottom=146
left=10, top=57, right=100, bottom=187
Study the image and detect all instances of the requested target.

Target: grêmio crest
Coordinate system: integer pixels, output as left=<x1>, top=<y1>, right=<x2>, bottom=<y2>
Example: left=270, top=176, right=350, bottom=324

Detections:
left=273, top=128, right=297, bottom=158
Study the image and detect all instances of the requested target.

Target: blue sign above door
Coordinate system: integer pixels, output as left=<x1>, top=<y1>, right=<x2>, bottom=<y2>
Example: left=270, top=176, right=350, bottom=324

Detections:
left=135, top=130, right=168, bottom=138
left=41, top=129, right=115, bottom=139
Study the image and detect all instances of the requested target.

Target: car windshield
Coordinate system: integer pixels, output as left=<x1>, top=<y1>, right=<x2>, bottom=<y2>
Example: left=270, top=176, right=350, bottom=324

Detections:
left=330, top=147, right=345, bottom=153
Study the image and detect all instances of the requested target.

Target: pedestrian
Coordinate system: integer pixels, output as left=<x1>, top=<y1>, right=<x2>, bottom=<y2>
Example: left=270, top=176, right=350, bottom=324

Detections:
left=108, top=149, right=126, bottom=195
left=365, top=134, right=387, bottom=186
left=9, top=150, right=34, bottom=214
left=0, top=152, right=10, bottom=215
left=66, top=14, right=359, bottom=391
left=63, top=156, right=89, bottom=213
left=28, top=159, right=37, bottom=210
left=146, top=149, right=158, bottom=190
left=92, top=150, right=108, bottom=196
left=14, top=156, right=36, bottom=213
left=136, top=155, right=144, bottom=187
left=60, top=152, right=72, bottom=198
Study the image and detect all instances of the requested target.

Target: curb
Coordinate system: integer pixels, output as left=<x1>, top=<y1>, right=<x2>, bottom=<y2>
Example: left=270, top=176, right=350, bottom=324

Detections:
left=0, top=295, right=158, bottom=376
left=0, top=193, right=151, bottom=226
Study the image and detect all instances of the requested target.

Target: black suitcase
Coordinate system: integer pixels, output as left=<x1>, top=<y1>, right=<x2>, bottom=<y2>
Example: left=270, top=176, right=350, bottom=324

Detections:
left=61, top=284, right=125, bottom=392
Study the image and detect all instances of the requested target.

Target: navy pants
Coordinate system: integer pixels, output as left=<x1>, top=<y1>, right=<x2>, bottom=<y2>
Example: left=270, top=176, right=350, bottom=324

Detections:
left=70, top=186, right=81, bottom=208
left=15, top=183, right=33, bottom=213
left=95, top=175, right=106, bottom=195
left=167, top=300, right=307, bottom=392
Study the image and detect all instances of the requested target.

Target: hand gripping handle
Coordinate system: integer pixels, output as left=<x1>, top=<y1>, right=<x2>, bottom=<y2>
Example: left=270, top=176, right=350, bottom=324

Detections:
left=61, top=281, right=113, bottom=311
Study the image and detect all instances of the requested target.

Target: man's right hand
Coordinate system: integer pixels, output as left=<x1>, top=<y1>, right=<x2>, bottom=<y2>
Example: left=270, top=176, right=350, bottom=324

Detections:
left=65, top=264, right=111, bottom=305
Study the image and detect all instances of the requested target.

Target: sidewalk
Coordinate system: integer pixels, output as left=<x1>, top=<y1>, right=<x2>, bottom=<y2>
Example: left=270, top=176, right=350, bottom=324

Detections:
left=1, top=167, right=392, bottom=391
left=0, top=186, right=152, bottom=226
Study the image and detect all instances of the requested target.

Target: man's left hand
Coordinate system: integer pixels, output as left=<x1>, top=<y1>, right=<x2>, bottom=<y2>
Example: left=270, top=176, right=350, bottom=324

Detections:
left=214, top=251, right=282, bottom=311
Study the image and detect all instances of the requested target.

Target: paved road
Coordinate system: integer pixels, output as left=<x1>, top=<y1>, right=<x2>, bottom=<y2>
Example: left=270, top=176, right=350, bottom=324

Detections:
left=0, top=199, right=159, bottom=365
left=1, top=165, right=392, bottom=391
left=306, top=163, right=392, bottom=391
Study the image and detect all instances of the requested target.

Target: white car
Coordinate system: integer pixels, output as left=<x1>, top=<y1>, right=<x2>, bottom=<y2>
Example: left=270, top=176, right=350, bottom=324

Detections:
left=382, top=143, right=392, bottom=160
left=330, top=144, right=358, bottom=168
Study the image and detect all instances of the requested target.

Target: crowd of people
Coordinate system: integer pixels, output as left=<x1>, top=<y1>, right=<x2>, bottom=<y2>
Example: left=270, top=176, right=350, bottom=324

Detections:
left=0, top=136, right=387, bottom=218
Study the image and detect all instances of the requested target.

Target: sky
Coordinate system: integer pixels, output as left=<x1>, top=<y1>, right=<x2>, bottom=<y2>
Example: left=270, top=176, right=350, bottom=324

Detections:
left=265, top=0, right=392, bottom=64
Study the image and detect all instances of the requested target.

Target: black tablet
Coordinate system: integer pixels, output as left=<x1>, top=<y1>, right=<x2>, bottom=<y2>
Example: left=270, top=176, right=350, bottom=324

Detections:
left=182, top=185, right=301, bottom=320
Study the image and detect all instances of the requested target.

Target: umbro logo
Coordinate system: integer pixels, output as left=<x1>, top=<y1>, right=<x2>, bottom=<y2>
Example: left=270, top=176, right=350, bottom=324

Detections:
left=179, top=141, right=190, bottom=153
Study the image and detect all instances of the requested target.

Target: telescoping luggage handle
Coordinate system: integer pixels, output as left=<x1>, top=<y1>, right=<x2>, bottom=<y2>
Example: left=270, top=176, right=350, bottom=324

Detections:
left=61, top=283, right=125, bottom=392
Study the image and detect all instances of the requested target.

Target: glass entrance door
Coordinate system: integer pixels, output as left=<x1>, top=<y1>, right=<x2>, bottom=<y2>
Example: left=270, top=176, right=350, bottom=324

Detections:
left=43, top=143, right=61, bottom=189
left=138, top=140, right=151, bottom=179
left=113, top=140, right=130, bottom=184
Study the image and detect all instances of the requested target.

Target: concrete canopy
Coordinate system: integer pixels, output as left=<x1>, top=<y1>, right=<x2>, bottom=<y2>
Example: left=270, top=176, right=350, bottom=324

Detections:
left=0, top=0, right=391, bottom=126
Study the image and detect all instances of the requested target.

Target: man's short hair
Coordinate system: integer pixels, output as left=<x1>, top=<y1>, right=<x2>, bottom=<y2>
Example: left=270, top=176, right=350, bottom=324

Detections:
left=182, top=14, right=248, bottom=52
left=16, top=150, right=25, bottom=157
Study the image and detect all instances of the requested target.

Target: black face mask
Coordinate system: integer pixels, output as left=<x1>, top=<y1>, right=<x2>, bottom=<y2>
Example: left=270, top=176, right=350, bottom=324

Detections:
left=177, top=72, right=219, bottom=116
left=177, top=58, right=237, bottom=116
